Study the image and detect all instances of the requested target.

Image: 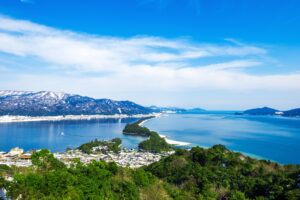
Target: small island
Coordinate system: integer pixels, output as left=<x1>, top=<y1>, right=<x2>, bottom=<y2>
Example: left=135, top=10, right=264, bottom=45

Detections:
left=123, top=117, right=173, bottom=153
left=123, top=117, right=154, bottom=137
left=236, top=106, right=300, bottom=117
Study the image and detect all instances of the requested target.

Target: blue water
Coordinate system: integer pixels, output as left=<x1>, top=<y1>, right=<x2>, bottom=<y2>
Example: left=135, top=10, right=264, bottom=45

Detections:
left=0, top=113, right=299, bottom=164
left=144, top=113, right=300, bottom=164
left=0, top=118, right=146, bottom=152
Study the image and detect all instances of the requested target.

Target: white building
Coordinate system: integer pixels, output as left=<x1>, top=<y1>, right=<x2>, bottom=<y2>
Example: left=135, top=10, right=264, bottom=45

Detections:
left=8, top=147, right=24, bottom=156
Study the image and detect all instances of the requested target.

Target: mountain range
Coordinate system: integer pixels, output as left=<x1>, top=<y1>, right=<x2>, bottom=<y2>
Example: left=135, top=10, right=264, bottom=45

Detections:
left=240, top=106, right=300, bottom=117
left=149, top=106, right=205, bottom=113
left=1, top=91, right=298, bottom=117
left=0, top=90, right=152, bottom=116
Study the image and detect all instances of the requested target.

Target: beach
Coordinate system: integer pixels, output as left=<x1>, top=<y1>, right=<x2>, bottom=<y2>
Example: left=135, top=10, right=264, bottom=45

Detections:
left=138, top=115, right=191, bottom=146
left=159, top=134, right=191, bottom=146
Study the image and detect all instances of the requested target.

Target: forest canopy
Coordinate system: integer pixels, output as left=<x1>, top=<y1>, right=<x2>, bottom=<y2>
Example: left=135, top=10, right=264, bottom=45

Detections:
left=1, top=144, right=300, bottom=199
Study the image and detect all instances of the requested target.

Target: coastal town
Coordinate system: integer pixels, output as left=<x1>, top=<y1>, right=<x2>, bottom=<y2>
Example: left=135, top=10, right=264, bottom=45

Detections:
left=0, top=146, right=174, bottom=169
left=0, top=117, right=179, bottom=169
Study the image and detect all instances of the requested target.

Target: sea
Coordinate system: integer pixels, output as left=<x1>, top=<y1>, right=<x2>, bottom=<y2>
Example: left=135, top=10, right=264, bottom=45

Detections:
left=0, top=112, right=300, bottom=164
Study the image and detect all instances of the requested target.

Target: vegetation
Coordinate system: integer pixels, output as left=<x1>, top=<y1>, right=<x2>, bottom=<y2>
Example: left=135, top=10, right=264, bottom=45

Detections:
left=139, top=131, right=172, bottom=153
left=123, top=117, right=153, bottom=136
left=78, top=138, right=122, bottom=154
left=1, top=145, right=300, bottom=199
left=0, top=150, right=177, bottom=200
left=145, top=145, right=300, bottom=200
left=123, top=118, right=173, bottom=153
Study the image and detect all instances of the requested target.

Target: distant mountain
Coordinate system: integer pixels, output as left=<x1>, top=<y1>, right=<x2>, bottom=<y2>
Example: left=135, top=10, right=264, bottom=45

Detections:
left=283, top=108, right=300, bottom=117
left=242, top=107, right=279, bottom=115
left=185, top=108, right=206, bottom=113
left=148, top=106, right=187, bottom=113
left=0, top=90, right=152, bottom=116
left=148, top=106, right=205, bottom=114
left=240, top=107, right=300, bottom=117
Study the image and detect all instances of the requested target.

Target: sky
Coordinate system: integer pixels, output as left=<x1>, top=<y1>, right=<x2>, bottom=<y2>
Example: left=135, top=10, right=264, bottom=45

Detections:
left=0, top=0, right=299, bottom=110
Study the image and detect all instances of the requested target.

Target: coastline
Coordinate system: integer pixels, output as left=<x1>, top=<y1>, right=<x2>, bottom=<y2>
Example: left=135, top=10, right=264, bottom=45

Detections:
left=0, top=113, right=285, bottom=164
left=158, top=134, right=191, bottom=146
left=138, top=115, right=191, bottom=146
left=137, top=115, right=275, bottom=161
left=0, top=113, right=160, bottom=123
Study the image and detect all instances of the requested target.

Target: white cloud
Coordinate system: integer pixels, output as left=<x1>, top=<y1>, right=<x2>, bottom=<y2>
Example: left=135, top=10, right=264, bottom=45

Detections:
left=0, top=15, right=299, bottom=109
left=0, top=16, right=267, bottom=72
left=20, top=0, right=34, bottom=4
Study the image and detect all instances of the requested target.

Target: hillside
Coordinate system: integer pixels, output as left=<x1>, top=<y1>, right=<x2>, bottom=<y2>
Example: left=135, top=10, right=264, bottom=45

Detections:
left=241, top=107, right=300, bottom=117
left=243, top=107, right=279, bottom=115
left=0, top=90, right=152, bottom=116
left=1, top=145, right=300, bottom=199
left=145, top=145, right=300, bottom=200
left=283, top=108, right=300, bottom=117
left=123, top=118, right=172, bottom=153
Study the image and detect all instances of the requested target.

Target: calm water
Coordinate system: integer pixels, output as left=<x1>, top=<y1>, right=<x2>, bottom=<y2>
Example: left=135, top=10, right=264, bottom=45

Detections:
left=144, top=113, right=300, bottom=164
left=0, top=118, right=146, bottom=152
left=0, top=113, right=300, bottom=164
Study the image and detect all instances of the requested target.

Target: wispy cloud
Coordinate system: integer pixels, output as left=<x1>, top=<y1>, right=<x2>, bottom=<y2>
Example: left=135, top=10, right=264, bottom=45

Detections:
left=20, top=0, right=34, bottom=4
left=0, top=15, right=299, bottom=109
left=0, top=16, right=266, bottom=72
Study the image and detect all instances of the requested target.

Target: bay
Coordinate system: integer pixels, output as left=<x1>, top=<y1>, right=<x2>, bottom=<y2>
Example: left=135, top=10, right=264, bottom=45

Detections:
left=144, top=112, right=300, bottom=164
left=1, top=112, right=300, bottom=164
left=0, top=118, right=145, bottom=152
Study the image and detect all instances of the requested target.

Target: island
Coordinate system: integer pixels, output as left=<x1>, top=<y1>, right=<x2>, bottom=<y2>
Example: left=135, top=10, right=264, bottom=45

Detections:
left=236, top=106, right=300, bottom=117
left=123, top=117, right=173, bottom=153
left=123, top=117, right=154, bottom=137
left=283, top=108, right=300, bottom=117
left=242, top=107, right=279, bottom=115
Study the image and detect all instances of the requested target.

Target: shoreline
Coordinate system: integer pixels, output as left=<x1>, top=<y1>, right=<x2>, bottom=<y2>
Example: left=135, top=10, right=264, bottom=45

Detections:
left=137, top=115, right=274, bottom=161
left=138, top=115, right=191, bottom=146
left=0, top=113, right=283, bottom=164
left=159, top=134, right=191, bottom=146
left=0, top=113, right=160, bottom=123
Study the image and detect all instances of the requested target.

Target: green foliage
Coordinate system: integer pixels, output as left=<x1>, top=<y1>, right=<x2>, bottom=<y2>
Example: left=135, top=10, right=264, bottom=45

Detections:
left=230, top=191, right=248, bottom=200
left=123, top=118, right=153, bottom=136
left=0, top=176, right=7, bottom=188
left=31, top=149, right=65, bottom=171
left=132, top=169, right=155, bottom=187
left=138, top=132, right=172, bottom=153
left=285, top=189, right=300, bottom=200
left=145, top=145, right=300, bottom=200
left=123, top=118, right=173, bottom=153
left=2, top=143, right=300, bottom=200
left=4, top=158, right=144, bottom=199
left=0, top=164, right=12, bottom=177
left=78, top=138, right=122, bottom=154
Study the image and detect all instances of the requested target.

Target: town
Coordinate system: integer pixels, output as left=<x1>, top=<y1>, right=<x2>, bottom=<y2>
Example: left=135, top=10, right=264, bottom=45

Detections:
left=0, top=146, right=174, bottom=169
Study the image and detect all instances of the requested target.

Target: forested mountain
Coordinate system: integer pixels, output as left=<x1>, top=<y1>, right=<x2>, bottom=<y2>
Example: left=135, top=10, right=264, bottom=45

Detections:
left=241, top=107, right=300, bottom=117
left=243, top=107, right=279, bottom=115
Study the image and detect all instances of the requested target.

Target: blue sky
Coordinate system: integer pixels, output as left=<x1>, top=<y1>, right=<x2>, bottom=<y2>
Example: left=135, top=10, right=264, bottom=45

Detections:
left=0, top=0, right=299, bottom=109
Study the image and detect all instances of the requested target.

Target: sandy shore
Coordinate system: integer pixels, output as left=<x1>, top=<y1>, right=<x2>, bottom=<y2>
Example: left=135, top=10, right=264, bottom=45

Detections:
left=137, top=116, right=191, bottom=146
left=0, top=114, right=159, bottom=123
left=159, top=134, right=191, bottom=146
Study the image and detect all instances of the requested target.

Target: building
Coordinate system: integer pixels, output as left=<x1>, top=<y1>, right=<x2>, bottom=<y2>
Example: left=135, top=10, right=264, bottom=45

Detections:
left=8, top=147, right=24, bottom=156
